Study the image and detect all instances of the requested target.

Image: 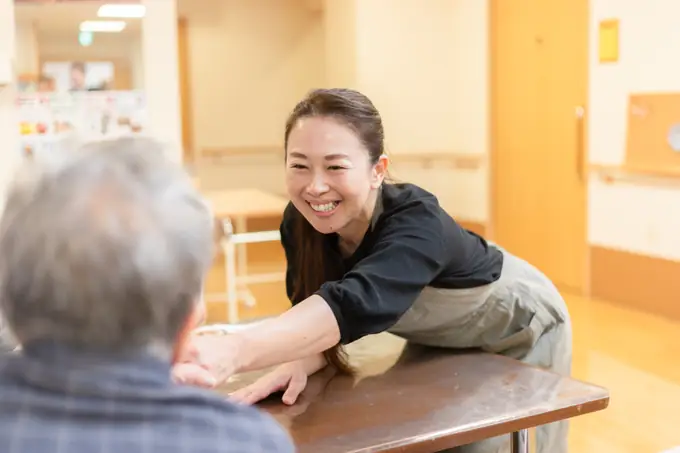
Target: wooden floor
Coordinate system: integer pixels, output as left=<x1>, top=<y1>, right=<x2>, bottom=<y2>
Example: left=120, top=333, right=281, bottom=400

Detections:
left=203, top=253, right=680, bottom=453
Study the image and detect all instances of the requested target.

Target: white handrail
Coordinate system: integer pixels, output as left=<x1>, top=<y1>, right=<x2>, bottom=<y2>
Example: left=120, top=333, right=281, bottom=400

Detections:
left=224, top=230, right=281, bottom=244
left=194, top=320, right=266, bottom=335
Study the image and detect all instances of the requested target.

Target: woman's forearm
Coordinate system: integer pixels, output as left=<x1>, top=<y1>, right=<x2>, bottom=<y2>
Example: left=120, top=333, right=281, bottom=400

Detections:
left=231, top=294, right=341, bottom=374
left=298, top=352, right=328, bottom=376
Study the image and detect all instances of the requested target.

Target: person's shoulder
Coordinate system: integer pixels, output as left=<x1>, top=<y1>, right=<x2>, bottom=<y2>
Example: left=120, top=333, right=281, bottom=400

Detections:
left=380, top=182, right=444, bottom=219
left=172, top=386, right=295, bottom=452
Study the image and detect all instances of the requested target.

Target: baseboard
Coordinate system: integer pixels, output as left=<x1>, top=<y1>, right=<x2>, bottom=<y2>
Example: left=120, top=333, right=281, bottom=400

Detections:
left=590, top=246, right=680, bottom=321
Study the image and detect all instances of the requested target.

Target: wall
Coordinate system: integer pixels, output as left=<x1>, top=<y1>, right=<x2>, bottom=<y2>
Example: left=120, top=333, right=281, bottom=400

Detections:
left=350, top=0, right=489, bottom=222
left=588, top=0, right=680, bottom=261
left=587, top=0, right=680, bottom=318
left=0, top=0, right=20, bottom=214
left=184, top=0, right=325, bottom=153
left=14, top=19, right=39, bottom=75
left=142, top=0, right=183, bottom=162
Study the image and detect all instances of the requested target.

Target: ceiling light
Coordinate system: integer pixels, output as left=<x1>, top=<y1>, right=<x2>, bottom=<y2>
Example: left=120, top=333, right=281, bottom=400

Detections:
left=97, top=4, right=146, bottom=19
left=79, top=21, right=127, bottom=33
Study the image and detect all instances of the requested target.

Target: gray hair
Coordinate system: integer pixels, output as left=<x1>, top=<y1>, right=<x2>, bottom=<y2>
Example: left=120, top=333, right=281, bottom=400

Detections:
left=0, top=137, right=214, bottom=358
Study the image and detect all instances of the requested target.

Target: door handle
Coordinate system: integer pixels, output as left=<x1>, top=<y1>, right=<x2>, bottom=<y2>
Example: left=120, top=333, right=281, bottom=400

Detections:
left=575, top=105, right=585, bottom=182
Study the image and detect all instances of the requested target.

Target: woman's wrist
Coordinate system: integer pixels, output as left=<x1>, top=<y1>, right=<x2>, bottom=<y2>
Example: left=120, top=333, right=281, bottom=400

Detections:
left=296, top=353, right=328, bottom=375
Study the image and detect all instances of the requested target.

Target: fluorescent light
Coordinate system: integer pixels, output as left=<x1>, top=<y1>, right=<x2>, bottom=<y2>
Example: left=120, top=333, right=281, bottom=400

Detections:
left=97, top=4, right=146, bottom=19
left=79, top=20, right=127, bottom=33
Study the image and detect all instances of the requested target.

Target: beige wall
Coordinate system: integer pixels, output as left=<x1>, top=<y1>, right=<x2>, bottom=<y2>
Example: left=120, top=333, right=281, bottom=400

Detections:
left=353, top=0, right=489, bottom=222
left=14, top=19, right=39, bottom=75
left=185, top=0, right=325, bottom=152
left=587, top=0, right=680, bottom=261
left=0, top=0, right=19, bottom=214
left=142, top=0, right=183, bottom=162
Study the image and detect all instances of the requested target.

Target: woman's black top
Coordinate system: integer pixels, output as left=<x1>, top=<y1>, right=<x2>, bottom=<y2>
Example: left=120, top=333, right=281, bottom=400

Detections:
left=279, top=182, right=503, bottom=345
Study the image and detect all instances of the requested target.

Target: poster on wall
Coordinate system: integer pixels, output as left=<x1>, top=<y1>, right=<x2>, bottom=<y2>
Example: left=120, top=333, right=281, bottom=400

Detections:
left=42, top=61, right=115, bottom=92
left=17, top=91, right=148, bottom=161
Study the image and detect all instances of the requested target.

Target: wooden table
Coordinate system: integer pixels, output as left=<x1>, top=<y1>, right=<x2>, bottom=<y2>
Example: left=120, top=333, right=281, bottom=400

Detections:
left=201, top=189, right=289, bottom=322
left=203, top=188, right=289, bottom=220
left=219, top=333, right=609, bottom=453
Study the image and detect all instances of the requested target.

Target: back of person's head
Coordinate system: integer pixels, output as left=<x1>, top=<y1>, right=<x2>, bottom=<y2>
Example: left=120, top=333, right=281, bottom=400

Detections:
left=0, top=137, right=213, bottom=360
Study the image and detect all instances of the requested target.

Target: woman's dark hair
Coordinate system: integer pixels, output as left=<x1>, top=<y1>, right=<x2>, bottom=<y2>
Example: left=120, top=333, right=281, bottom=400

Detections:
left=283, top=88, right=385, bottom=375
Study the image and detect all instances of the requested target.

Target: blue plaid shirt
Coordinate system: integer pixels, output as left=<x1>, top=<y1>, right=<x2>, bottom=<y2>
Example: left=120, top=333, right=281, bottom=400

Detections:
left=0, top=341, right=295, bottom=453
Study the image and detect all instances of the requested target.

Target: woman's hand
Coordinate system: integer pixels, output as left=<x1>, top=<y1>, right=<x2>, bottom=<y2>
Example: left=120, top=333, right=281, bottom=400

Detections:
left=172, top=362, right=217, bottom=388
left=172, top=333, right=241, bottom=388
left=230, top=361, right=309, bottom=406
left=230, top=353, right=328, bottom=405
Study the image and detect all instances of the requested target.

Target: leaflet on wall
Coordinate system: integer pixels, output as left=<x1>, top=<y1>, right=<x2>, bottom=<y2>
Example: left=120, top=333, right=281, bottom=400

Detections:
left=17, top=91, right=147, bottom=161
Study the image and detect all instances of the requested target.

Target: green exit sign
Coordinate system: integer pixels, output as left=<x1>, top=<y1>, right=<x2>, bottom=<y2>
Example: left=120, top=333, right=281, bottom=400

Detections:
left=78, top=31, right=93, bottom=47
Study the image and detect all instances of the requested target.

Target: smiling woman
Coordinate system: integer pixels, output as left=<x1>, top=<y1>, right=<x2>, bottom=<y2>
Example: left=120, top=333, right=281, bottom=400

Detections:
left=281, top=88, right=390, bottom=374
left=284, top=90, right=388, bottom=239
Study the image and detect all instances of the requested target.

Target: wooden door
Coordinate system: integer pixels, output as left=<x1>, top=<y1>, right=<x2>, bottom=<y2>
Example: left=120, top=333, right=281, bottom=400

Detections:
left=490, top=0, right=589, bottom=293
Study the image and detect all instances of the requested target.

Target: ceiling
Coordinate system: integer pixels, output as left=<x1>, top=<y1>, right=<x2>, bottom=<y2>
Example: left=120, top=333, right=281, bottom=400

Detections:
left=13, top=0, right=324, bottom=38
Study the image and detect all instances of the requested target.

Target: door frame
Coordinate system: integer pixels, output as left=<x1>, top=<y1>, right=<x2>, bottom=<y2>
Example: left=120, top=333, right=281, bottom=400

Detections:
left=177, top=17, right=194, bottom=163
left=487, top=0, right=592, bottom=295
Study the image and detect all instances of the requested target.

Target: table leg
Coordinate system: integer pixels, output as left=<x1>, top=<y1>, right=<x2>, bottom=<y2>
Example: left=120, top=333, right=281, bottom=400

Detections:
left=235, top=216, right=248, bottom=278
left=511, top=429, right=529, bottom=453
left=224, top=237, right=239, bottom=324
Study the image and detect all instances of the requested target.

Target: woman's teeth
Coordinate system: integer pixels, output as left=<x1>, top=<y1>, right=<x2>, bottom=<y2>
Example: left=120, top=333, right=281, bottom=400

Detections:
left=310, top=202, right=338, bottom=212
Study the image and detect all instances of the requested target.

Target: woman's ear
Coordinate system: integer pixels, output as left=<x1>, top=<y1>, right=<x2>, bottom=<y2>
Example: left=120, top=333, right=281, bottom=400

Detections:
left=371, top=154, right=390, bottom=189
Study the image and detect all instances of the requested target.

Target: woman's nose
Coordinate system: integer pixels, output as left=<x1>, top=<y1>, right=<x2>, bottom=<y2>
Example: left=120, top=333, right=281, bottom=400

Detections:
left=306, top=174, right=329, bottom=196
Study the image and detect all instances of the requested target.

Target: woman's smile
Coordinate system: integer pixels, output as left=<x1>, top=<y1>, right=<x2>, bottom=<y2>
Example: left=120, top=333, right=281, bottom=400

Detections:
left=307, top=200, right=341, bottom=217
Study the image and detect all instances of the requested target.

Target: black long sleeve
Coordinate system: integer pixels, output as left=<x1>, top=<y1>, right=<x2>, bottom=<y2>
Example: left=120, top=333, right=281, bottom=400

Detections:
left=315, top=198, right=448, bottom=344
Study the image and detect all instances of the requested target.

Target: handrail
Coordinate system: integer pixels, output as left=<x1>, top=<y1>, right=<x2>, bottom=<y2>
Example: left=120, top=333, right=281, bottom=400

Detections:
left=590, top=164, right=680, bottom=187
left=199, top=147, right=486, bottom=169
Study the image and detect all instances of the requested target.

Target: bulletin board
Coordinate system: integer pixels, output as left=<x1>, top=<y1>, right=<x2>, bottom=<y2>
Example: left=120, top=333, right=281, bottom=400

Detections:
left=16, top=91, right=148, bottom=161
left=625, top=92, right=680, bottom=176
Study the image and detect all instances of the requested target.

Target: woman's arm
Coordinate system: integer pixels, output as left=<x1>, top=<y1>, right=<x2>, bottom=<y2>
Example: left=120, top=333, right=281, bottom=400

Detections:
left=296, top=351, right=328, bottom=375
left=229, top=294, right=340, bottom=374
left=204, top=196, right=449, bottom=380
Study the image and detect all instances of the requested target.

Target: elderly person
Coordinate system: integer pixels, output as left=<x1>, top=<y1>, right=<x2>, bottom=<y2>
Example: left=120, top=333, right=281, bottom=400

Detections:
left=0, top=138, right=294, bottom=453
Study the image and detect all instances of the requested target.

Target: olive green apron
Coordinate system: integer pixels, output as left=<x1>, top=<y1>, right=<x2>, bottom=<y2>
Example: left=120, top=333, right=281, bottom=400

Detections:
left=388, top=246, right=572, bottom=453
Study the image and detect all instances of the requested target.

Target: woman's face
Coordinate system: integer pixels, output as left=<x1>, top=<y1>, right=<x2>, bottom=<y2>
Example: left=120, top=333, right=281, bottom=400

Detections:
left=285, top=116, right=387, bottom=237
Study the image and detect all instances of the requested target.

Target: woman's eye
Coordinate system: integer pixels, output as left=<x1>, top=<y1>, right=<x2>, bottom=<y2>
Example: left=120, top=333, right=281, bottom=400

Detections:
left=290, top=164, right=307, bottom=169
left=328, top=165, right=346, bottom=171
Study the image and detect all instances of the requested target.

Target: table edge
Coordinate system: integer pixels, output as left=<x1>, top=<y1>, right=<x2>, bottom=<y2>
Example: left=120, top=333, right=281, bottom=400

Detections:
left=313, top=393, right=610, bottom=453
